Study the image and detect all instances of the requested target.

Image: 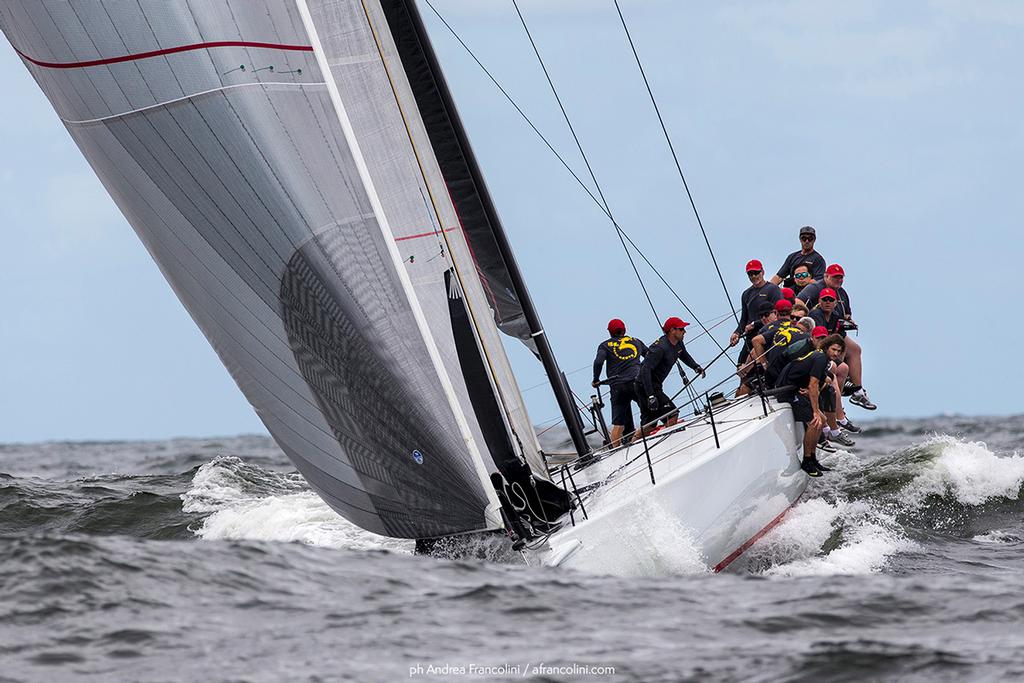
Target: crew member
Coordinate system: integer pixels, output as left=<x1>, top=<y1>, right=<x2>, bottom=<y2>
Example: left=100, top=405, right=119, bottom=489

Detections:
left=798, top=265, right=874, bottom=410
left=592, top=319, right=648, bottom=446
left=809, top=288, right=845, bottom=337
left=762, top=304, right=809, bottom=389
left=796, top=263, right=851, bottom=314
left=809, top=288, right=873, bottom=411
left=776, top=334, right=847, bottom=476
left=730, top=260, right=783, bottom=361
left=811, top=327, right=856, bottom=449
left=635, top=317, right=704, bottom=437
left=790, top=263, right=815, bottom=297
left=771, top=225, right=826, bottom=287
left=737, top=302, right=777, bottom=396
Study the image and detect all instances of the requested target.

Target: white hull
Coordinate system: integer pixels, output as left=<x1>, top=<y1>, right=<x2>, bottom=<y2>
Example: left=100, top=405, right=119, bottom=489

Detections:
left=533, top=396, right=807, bottom=575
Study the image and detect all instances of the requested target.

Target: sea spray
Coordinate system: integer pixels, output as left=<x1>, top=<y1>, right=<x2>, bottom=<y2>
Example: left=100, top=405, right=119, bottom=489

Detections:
left=897, top=435, right=1024, bottom=508
left=750, top=434, right=1024, bottom=575
left=562, top=494, right=709, bottom=576
left=182, top=456, right=412, bottom=553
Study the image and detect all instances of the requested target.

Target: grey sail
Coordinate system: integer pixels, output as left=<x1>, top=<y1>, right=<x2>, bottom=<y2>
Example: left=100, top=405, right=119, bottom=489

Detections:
left=301, top=0, right=548, bottom=478
left=0, top=0, right=533, bottom=538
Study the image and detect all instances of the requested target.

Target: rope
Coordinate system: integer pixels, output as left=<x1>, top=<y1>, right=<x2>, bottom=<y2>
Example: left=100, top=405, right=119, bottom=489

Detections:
left=612, top=0, right=738, bottom=325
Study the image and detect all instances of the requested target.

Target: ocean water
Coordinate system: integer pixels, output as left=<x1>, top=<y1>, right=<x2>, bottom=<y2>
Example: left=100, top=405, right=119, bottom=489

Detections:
left=2, top=415, right=1024, bottom=682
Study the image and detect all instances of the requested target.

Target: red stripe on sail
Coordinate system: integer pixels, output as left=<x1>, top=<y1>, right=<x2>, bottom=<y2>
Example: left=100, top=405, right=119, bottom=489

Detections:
left=394, top=226, right=457, bottom=242
left=13, top=40, right=313, bottom=70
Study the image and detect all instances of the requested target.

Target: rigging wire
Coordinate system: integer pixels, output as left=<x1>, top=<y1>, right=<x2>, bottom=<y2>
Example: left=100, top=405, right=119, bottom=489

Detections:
left=510, top=0, right=733, bottom=390
left=612, top=0, right=739, bottom=325
left=422, top=0, right=731, bottom=356
left=509, top=0, right=660, bottom=324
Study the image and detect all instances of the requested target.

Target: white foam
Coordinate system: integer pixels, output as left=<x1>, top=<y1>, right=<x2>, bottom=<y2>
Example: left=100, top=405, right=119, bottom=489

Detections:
left=765, top=519, right=912, bottom=577
left=747, top=497, right=913, bottom=576
left=183, top=457, right=412, bottom=553
left=566, top=494, right=709, bottom=576
left=972, top=529, right=1021, bottom=544
left=900, top=435, right=1024, bottom=508
left=194, top=491, right=412, bottom=553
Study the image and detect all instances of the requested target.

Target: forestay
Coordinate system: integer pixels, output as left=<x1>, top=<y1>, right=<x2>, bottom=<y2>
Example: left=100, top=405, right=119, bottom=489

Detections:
left=0, top=0, right=546, bottom=539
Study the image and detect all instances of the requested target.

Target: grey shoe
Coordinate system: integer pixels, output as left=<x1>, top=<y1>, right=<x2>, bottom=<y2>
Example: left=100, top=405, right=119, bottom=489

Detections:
left=830, top=431, right=856, bottom=448
left=838, top=418, right=861, bottom=434
left=850, top=390, right=877, bottom=411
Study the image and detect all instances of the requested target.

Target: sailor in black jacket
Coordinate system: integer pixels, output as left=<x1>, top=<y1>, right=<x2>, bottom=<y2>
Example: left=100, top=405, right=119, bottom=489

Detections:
left=592, top=318, right=649, bottom=445
left=635, top=317, right=704, bottom=436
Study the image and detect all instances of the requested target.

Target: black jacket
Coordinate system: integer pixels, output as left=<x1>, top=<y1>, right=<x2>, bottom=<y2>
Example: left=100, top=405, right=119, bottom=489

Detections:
left=637, top=335, right=701, bottom=397
left=593, top=335, right=649, bottom=386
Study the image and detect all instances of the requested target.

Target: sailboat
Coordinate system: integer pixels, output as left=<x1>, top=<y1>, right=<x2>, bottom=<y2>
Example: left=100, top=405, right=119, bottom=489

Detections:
left=1, top=0, right=805, bottom=574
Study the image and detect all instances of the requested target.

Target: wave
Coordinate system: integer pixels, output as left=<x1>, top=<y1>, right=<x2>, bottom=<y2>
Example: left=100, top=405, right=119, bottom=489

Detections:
left=0, top=471, right=196, bottom=539
left=749, top=434, right=1024, bottom=576
left=182, top=456, right=413, bottom=553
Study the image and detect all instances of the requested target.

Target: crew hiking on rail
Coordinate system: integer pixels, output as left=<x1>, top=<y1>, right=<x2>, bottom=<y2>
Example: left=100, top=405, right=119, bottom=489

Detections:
left=590, top=225, right=873, bottom=473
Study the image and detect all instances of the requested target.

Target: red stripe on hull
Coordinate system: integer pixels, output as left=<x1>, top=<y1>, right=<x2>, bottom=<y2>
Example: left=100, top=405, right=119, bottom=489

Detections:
left=712, top=492, right=803, bottom=573
left=14, top=40, right=313, bottom=70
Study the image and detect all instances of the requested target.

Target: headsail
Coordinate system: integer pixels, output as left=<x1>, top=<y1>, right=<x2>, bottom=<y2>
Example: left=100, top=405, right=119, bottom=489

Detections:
left=0, top=0, right=529, bottom=538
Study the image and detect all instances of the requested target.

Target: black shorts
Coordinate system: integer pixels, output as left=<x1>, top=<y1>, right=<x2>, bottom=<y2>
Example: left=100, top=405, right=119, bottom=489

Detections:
left=818, top=384, right=836, bottom=412
left=608, top=383, right=638, bottom=431
left=639, top=387, right=678, bottom=426
left=787, top=394, right=813, bottom=424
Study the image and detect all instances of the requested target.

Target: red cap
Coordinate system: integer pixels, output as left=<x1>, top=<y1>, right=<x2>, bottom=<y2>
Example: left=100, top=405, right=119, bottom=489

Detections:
left=607, top=318, right=625, bottom=334
left=825, top=263, right=845, bottom=277
left=662, top=316, right=689, bottom=333
left=812, top=326, right=829, bottom=338
left=781, top=287, right=795, bottom=301
left=774, top=299, right=793, bottom=312
left=745, top=259, right=763, bottom=273
left=819, top=287, right=838, bottom=300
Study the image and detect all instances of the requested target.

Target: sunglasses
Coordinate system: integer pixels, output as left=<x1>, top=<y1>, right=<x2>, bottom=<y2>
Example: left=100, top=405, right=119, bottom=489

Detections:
left=672, top=326, right=687, bottom=331
left=746, top=270, right=762, bottom=277
left=800, top=235, right=815, bottom=241
left=793, top=272, right=811, bottom=279
left=820, top=297, right=836, bottom=303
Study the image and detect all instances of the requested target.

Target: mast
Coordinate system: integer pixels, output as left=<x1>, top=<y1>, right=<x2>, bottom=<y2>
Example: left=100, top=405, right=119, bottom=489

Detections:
left=400, top=0, right=590, bottom=457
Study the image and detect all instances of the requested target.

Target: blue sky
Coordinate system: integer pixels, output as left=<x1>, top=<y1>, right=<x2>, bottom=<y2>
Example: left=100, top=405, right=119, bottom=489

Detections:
left=1, top=1, right=1021, bottom=442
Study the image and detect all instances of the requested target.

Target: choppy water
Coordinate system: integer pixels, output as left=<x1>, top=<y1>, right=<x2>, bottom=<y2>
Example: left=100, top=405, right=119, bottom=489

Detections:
left=2, top=415, right=1024, bottom=682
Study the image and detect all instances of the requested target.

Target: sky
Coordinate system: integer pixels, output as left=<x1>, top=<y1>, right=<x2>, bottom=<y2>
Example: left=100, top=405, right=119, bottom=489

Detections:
left=1, top=0, right=1022, bottom=443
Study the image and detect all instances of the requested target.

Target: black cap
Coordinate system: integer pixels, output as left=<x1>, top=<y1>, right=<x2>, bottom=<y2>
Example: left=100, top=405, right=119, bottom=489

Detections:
left=799, top=225, right=816, bottom=236
left=757, top=301, right=775, bottom=317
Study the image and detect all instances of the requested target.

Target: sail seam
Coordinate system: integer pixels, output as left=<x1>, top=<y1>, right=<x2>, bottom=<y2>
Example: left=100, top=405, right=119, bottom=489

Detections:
left=58, top=81, right=327, bottom=126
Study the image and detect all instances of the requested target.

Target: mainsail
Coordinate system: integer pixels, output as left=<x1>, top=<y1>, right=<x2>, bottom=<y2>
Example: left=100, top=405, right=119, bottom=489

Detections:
left=0, top=0, right=558, bottom=538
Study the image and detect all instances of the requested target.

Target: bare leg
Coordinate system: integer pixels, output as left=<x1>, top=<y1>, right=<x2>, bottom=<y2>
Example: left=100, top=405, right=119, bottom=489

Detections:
left=609, top=424, right=624, bottom=447
left=803, top=422, right=822, bottom=459
left=834, top=363, right=849, bottom=421
left=845, top=337, right=863, bottom=386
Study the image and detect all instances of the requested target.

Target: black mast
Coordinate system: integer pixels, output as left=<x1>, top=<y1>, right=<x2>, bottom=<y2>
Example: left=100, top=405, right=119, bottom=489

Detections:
left=387, top=0, right=590, bottom=457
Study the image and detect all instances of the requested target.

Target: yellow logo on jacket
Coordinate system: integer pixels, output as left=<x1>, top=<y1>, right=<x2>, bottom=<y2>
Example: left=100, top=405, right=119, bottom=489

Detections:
left=607, top=336, right=639, bottom=360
